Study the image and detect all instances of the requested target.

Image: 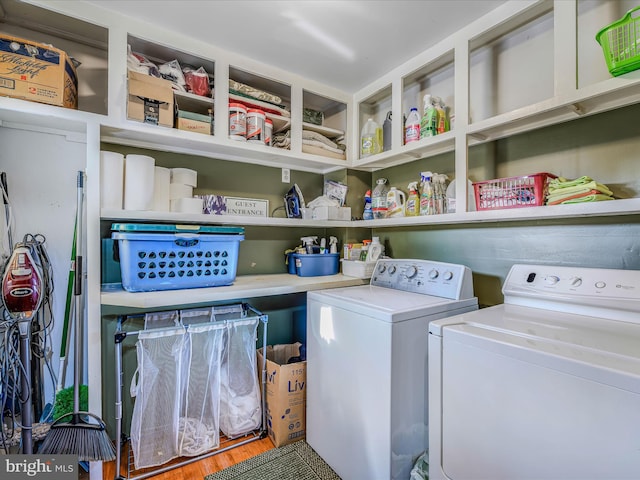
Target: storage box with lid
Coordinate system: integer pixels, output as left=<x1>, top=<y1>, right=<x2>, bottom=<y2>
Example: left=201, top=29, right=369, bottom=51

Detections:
left=111, top=223, right=244, bottom=292
left=0, top=34, right=78, bottom=109
left=292, top=253, right=339, bottom=277
left=127, top=70, right=174, bottom=127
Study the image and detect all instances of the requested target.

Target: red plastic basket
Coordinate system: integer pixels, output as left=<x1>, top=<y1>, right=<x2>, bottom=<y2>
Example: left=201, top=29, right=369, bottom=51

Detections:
left=473, top=173, right=557, bottom=211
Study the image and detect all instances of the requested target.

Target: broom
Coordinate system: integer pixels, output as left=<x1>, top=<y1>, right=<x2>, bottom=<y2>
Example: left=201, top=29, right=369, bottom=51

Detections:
left=39, top=171, right=116, bottom=461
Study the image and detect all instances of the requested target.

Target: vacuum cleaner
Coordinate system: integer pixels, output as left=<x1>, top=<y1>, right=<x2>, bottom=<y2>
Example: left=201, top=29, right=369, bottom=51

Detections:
left=2, top=242, right=44, bottom=453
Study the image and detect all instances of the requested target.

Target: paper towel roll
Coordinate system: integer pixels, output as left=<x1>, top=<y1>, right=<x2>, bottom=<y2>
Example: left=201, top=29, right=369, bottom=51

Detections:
left=153, top=166, right=171, bottom=212
left=170, top=197, right=204, bottom=214
left=100, top=151, right=124, bottom=210
left=169, top=183, right=193, bottom=200
left=124, top=154, right=155, bottom=211
left=170, top=168, right=197, bottom=187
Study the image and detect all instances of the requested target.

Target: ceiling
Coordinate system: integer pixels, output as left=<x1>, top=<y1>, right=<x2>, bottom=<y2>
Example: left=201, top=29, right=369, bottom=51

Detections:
left=85, top=0, right=507, bottom=94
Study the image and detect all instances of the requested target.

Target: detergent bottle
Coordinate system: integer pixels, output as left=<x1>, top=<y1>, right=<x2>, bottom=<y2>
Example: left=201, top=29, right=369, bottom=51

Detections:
left=404, top=108, right=421, bottom=144
left=405, top=182, right=420, bottom=216
left=386, top=187, right=406, bottom=218
left=367, top=236, right=383, bottom=262
left=420, top=94, right=437, bottom=139
left=361, top=118, right=380, bottom=158
left=372, top=178, right=389, bottom=219
left=363, top=189, right=373, bottom=220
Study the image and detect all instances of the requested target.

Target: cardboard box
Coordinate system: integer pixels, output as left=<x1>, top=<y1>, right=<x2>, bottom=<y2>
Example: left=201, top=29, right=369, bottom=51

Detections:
left=127, top=70, right=174, bottom=127
left=0, top=34, right=78, bottom=109
left=176, top=110, right=211, bottom=135
left=257, top=343, right=306, bottom=447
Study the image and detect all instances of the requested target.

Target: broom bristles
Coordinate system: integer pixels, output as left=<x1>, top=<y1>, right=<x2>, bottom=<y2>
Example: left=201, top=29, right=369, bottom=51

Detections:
left=39, top=415, right=116, bottom=462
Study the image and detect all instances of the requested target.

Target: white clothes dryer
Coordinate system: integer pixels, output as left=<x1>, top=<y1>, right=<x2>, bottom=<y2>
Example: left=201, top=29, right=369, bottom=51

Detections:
left=307, top=259, right=478, bottom=480
left=429, top=264, right=640, bottom=480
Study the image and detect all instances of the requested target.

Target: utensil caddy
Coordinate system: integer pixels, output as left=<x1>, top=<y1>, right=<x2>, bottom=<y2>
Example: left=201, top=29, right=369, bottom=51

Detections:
left=112, top=303, right=268, bottom=480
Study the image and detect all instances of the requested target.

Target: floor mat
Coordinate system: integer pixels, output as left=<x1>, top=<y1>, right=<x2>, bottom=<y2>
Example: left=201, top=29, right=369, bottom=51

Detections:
left=204, top=441, right=341, bottom=480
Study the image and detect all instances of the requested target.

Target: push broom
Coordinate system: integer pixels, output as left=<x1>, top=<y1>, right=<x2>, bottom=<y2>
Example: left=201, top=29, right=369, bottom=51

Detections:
left=39, top=171, right=116, bottom=461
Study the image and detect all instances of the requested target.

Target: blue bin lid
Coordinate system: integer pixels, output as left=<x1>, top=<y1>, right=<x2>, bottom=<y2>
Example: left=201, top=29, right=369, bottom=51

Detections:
left=111, top=223, right=244, bottom=235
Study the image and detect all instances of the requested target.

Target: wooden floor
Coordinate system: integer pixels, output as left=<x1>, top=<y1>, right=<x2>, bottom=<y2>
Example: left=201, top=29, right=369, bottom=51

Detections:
left=102, top=436, right=275, bottom=479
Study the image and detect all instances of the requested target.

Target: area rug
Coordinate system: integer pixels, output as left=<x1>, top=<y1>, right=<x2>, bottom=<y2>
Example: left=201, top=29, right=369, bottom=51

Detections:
left=204, top=441, right=341, bottom=480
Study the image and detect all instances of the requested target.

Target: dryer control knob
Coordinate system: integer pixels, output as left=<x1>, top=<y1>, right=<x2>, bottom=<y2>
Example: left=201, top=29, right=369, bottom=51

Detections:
left=389, top=265, right=397, bottom=274
left=377, top=264, right=386, bottom=273
left=545, top=275, right=560, bottom=285
left=569, top=277, right=582, bottom=287
left=429, top=269, right=439, bottom=279
left=405, top=266, right=418, bottom=279
left=443, top=271, right=454, bottom=281
left=595, top=281, right=606, bottom=289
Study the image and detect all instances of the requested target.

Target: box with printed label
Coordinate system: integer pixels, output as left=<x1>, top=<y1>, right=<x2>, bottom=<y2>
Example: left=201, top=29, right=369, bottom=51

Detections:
left=176, top=110, right=211, bottom=135
left=257, top=343, right=306, bottom=447
left=0, top=34, right=78, bottom=109
left=127, top=70, right=174, bottom=127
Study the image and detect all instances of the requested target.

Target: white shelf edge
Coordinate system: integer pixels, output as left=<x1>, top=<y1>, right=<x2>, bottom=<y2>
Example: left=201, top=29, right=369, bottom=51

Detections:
left=100, top=210, right=357, bottom=227
left=99, top=121, right=345, bottom=174
left=103, top=198, right=640, bottom=229
left=355, top=198, right=640, bottom=227
left=100, top=273, right=367, bottom=309
left=352, top=131, right=456, bottom=171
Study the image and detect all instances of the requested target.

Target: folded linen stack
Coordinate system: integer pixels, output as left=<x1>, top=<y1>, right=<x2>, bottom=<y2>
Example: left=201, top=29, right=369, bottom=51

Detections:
left=302, top=130, right=346, bottom=160
left=546, top=176, right=615, bottom=205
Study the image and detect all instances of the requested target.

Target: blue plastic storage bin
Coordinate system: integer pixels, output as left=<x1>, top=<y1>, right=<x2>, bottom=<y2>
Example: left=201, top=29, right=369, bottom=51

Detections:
left=293, top=253, right=340, bottom=277
left=111, top=223, right=244, bottom=292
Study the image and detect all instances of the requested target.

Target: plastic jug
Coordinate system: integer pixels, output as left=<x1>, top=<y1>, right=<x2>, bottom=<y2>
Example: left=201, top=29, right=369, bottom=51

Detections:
left=386, top=187, right=406, bottom=217
left=382, top=111, right=392, bottom=152
left=361, top=118, right=380, bottom=158
left=372, top=178, right=389, bottom=219
left=404, top=108, right=421, bottom=144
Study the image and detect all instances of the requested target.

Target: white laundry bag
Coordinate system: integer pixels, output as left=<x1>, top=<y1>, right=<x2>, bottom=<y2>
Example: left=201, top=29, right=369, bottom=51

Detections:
left=178, top=322, right=225, bottom=456
left=219, top=318, right=262, bottom=438
left=130, top=327, right=186, bottom=469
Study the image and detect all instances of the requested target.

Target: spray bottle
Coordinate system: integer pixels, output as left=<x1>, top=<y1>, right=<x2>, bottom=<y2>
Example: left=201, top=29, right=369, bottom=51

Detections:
left=329, top=236, right=338, bottom=254
left=301, top=236, right=317, bottom=254
left=363, top=189, right=373, bottom=220
left=405, top=182, right=420, bottom=217
left=420, top=94, right=437, bottom=139
left=419, top=172, right=435, bottom=216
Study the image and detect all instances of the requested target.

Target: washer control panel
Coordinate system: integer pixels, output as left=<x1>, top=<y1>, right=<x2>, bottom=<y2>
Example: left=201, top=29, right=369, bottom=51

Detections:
left=503, top=264, right=640, bottom=320
left=370, top=259, right=474, bottom=299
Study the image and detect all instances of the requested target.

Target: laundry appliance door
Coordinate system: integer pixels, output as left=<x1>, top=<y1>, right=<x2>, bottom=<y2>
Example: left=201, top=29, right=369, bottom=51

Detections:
left=430, top=305, right=640, bottom=480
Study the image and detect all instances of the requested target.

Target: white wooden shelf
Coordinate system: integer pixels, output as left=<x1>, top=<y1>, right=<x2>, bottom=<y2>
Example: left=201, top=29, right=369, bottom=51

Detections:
left=102, top=198, right=640, bottom=229
left=101, top=209, right=355, bottom=227
left=101, top=273, right=367, bottom=309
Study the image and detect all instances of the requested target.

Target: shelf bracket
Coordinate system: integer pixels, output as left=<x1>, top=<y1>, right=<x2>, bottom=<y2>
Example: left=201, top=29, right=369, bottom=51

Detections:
left=568, top=103, right=585, bottom=116
left=469, top=132, right=488, bottom=141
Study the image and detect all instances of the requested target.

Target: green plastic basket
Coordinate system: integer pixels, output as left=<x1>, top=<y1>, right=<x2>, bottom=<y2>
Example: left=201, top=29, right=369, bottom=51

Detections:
left=596, top=6, right=640, bottom=77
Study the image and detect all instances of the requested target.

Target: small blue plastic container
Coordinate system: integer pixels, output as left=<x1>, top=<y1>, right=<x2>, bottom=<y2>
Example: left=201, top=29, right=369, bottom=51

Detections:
left=111, top=223, right=244, bottom=292
left=293, top=253, right=340, bottom=277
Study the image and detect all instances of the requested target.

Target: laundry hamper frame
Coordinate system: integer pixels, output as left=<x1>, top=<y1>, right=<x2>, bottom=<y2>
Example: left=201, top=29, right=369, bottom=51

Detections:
left=112, top=302, right=268, bottom=480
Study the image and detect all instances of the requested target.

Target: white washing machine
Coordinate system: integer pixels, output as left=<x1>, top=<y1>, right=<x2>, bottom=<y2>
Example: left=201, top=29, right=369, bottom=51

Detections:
left=429, top=264, right=640, bottom=480
left=307, top=259, right=478, bottom=480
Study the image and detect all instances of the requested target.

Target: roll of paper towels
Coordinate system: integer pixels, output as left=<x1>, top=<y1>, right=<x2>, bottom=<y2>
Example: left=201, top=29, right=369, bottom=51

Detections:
left=124, top=154, right=155, bottom=211
left=170, top=197, right=204, bottom=214
left=100, top=151, right=124, bottom=210
left=170, top=168, right=197, bottom=187
left=153, top=166, right=171, bottom=212
left=169, top=183, right=193, bottom=200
